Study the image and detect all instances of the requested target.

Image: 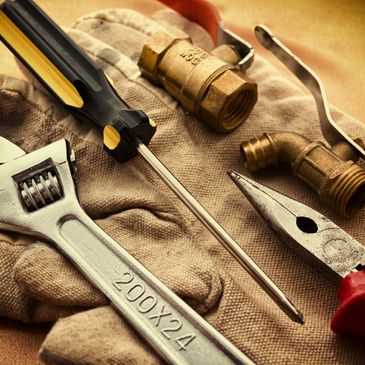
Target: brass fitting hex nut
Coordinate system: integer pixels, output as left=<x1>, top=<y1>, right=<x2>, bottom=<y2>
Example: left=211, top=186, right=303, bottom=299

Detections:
left=138, top=27, right=190, bottom=82
left=138, top=28, right=257, bottom=133
left=199, top=70, right=257, bottom=133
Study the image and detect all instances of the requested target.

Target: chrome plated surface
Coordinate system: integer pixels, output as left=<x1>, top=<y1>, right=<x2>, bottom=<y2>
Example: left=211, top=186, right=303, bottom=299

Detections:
left=217, top=24, right=254, bottom=71
left=136, top=138, right=303, bottom=324
left=0, top=136, right=26, bottom=164
left=229, top=170, right=365, bottom=284
left=255, top=24, right=365, bottom=159
left=0, top=139, right=255, bottom=365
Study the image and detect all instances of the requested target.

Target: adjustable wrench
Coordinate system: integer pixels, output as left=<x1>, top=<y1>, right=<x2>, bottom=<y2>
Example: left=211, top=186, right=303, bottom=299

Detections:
left=0, top=0, right=302, bottom=324
left=0, top=136, right=255, bottom=365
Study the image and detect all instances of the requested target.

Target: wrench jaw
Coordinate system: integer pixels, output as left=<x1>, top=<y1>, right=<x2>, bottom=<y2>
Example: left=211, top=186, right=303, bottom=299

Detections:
left=0, top=136, right=26, bottom=164
left=0, top=139, right=80, bottom=238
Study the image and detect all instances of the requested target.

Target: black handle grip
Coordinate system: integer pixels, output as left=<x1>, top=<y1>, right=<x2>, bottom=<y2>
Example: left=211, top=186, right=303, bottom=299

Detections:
left=0, top=0, right=156, bottom=161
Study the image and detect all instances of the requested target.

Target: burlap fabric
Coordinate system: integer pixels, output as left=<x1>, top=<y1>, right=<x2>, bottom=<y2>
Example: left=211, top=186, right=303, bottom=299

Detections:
left=1, top=8, right=365, bottom=365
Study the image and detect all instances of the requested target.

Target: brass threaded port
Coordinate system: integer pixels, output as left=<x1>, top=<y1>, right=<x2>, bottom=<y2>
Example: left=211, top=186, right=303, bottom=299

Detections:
left=240, top=132, right=365, bottom=217
left=324, top=164, right=365, bottom=217
left=199, top=70, right=257, bottom=132
left=138, top=27, right=257, bottom=133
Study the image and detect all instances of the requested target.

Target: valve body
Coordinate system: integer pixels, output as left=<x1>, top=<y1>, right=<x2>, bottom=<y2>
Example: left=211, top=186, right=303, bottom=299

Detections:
left=138, top=27, right=257, bottom=133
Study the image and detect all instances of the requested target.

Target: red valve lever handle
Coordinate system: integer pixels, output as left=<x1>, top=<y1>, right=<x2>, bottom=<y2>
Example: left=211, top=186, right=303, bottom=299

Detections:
left=331, top=270, right=365, bottom=337
left=158, top=0, right=221, bottom=43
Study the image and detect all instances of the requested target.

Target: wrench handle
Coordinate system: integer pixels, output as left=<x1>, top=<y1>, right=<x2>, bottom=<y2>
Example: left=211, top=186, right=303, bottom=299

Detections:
left=51, top=209, right=254, bottom=365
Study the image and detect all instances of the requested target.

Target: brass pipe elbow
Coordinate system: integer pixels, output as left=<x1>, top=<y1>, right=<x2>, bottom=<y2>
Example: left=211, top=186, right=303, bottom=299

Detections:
left=138, top=27, right=257, bottom=133
left=241, top=132, right=365, bottom=217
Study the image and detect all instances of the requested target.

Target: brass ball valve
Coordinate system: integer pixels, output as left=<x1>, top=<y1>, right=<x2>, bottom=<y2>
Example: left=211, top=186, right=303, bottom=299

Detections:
left=138, top=27, right=257, bottom=133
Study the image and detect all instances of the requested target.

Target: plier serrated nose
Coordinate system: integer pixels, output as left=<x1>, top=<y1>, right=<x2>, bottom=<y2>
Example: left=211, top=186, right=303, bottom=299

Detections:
left=229, top=169, right=365, bottom=337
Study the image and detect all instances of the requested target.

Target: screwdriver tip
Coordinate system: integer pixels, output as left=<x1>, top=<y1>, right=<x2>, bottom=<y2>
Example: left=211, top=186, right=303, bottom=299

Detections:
left=292, top=308, right=305, bottom=324
left=281, top=296, right=305, bottom=324
left=297, top=312, right=305, bottom=325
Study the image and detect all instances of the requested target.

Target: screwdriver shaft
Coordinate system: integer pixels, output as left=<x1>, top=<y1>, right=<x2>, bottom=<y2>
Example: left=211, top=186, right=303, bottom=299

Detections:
left=136, top=139, right=304, bottom=324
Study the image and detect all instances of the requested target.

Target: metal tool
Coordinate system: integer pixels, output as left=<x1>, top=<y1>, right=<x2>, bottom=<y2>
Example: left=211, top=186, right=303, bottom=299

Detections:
left=241, top=131, right=365, bottom=217
left=254, top=24, right=365, bottom=159
left=158, top=0, right=254, bottom=71
left=0, top=136, right=26, bottom=163
left=229, top=169, right=365, bottom=337
left=240, top=25, right=365, bottom=217
left=0, top=137, right=257, bottom=365
left=138, top=27, right=257, bottom=133
left=0, top=0, right=302, bottom=323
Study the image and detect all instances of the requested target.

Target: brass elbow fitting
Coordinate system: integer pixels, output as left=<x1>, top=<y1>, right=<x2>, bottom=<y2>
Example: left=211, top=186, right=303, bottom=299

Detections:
left=241, top=132, right=365, bottom=217
left=138, top=27, right=257, bottom=133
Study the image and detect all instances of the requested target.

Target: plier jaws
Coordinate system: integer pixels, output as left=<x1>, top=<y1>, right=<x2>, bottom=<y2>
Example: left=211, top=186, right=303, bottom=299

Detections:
left=228, top=170, right=365, bottom=285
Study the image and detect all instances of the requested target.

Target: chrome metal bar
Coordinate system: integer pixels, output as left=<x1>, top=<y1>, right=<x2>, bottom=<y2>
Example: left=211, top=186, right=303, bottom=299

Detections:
left=0, top=139, right=256, bottom=365
left=54, top=210, right=255, bottom=365
left=254, top=24, right=365, bottom=159
left=136, top=138, right=304, bottom=324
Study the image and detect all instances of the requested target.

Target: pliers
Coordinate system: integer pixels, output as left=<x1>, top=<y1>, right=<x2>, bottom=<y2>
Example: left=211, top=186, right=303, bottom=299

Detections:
left=229, top=169, right=365, bottom=337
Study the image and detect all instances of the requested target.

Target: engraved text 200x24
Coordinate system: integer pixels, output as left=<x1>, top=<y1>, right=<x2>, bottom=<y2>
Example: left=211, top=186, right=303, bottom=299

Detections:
left=112, top=271, right=197, bottom=351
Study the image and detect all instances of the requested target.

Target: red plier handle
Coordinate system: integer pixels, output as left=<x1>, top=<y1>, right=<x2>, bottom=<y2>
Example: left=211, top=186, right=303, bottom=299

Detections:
left=158, top=0, right=254, bottom=70
left=331, top=269, right=365, bottom=337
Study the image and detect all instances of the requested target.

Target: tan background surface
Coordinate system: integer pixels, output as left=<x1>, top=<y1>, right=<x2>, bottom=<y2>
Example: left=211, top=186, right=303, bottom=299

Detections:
left=0, top=0, right=365, bottom=364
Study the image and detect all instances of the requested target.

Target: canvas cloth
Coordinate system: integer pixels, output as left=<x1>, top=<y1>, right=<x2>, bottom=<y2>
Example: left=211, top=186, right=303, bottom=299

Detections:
left=1, top=8, right=365, bottom=365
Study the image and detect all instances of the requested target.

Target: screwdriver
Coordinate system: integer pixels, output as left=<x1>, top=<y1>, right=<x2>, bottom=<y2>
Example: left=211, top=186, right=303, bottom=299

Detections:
left=0, top=0, right=303, bottom=323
